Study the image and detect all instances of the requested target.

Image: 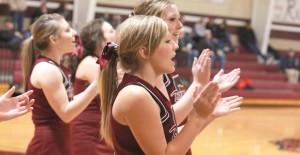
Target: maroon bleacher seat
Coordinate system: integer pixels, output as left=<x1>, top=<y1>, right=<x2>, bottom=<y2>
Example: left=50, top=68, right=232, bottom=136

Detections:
left=0, top=60, right=14, bottom=71
left=13, top=70, right=23, bottom=84
left=175, top=48, right=300, bottom=104
left=0, top=48, right=15, bottom=59
left=237, top=45, right=253, bottom=54
left=14, top=60, right=22, bottom=70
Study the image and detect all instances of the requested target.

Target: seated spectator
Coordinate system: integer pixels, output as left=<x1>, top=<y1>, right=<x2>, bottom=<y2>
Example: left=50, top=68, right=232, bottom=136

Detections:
left=193, top=18, right=206, bottom=40
left=280, top=49, right=300, bottom=83
left=238, top=21, right=267, bottom=62
left=266, top=45, right=281, bottom=65
left=197, top=30, right=226, bottom=69
left=31, top=0, right=47, bottom=24
left=176, top=31, right=199, bottom=67
left=205, top=16, right=218, bottom=39
left=0, top=18, right=30, bottom=51
left=215, top=20, right=236, bottom=53
left=175, top=33, right=188, bottom=67
left=8, top=0, right=27, bottom=32
left=52, top=1, right=70, bottom=19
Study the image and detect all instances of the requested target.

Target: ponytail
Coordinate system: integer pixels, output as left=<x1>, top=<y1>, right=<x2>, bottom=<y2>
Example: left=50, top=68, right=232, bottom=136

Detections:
left=22, top=37, right=37, bottom=91
left=97, top=42, right=118, bottom=147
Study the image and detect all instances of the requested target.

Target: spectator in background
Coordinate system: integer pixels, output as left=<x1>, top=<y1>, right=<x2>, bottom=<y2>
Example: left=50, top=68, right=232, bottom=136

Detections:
left=102, top=13, right=113, bottom=26
left=177, top=31, right=199, bottom=67
left=111, top=14, right=122, bottom=28
left=205, top=16, right=218, bottom=39
left=0, top=18, right=30, bottom=50
left=280, top=49, right=300, bottom=83
left=266, top=45, right=281, bottom=65
left=31, top=0, right=48, bottom=24
left=198, top=30, right=226, bottom=69
left=237, top=21, right=267, bottom=63
left=175, top=32, right=188, bottom=67
left=52, top=1, right=70, bottom=19
left=193, top=18, right=206, bottom=40
left=215, top=20, right=236, bottom=53
left=8, top=0, right=27, bottom=32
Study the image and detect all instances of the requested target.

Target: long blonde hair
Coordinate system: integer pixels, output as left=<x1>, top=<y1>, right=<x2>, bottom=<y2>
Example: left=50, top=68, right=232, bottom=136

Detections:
left=99, top=15, right=168, bottom=147
left=134, top=0, right=174, bottom=17
left=22, top=13, right=64, bottom=90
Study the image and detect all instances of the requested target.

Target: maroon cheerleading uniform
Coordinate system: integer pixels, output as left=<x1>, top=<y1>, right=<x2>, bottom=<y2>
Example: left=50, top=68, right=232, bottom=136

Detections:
left=111, top=73, right=190, bottom=155
left=164, top=72, right=192, bottom=155
left=26, top=56, right=73, bottom=155
left=163, top=72, right=185, bottom=105
left=71, top=74, right=113, bottom=155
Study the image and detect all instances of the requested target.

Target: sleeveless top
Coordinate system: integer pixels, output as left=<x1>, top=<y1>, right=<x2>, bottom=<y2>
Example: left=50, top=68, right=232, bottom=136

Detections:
left=111, top=73, right=192, bottom=155
left=26, top=56, right=73, bottom=155
left=71, top=54, right=113, bottom=155
left=72, top=54, right=100, bottom=120
left=73, top=77, right=100, bottom=121
left=164, top=72, right=192, bottom=155
left=163, top=72, right=185, bottom=105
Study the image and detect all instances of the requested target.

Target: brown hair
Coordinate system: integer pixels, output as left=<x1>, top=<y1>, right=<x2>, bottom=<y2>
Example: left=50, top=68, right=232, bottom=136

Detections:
left=67, top=18, right=107, bottom=81
left=22, top=13, right=64, bottom=90
left=80, top=18, right=106, bottom=57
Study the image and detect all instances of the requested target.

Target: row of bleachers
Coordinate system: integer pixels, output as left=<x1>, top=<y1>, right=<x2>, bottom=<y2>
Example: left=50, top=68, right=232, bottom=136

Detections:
left=0, top=43, right=22, bottom=94
left=176, top=48, right=300, bottom=105
left=0, top=1, right=299, bottom=104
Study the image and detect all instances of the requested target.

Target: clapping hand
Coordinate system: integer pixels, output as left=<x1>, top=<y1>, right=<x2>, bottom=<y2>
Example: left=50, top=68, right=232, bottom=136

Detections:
left=192, top=82, right=242, bottom=119
left=192, top=81, right=220, bottom=118
left=191, top=49, right=211, bottom=88
left=213, top=68, right=240, bottom=93
left=0, top=86, right=34, bottom=122
left=212, top=96, right=243, bottom=118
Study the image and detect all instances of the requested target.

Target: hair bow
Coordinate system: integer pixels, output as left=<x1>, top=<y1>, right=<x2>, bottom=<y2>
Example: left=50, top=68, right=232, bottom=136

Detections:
left=97, top=42, right=118, bottom=70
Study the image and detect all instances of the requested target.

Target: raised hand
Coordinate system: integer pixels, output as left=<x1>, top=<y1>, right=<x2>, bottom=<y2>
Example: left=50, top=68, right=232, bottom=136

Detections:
left=191, top=49, right=211, bottom=87
left=192, top=81, right=220, bottom=118
left=212, top=68, right=240, bottom=93
left=212, top=95, right=243, bottom=118
left=0, top=86, right=35, bottom=122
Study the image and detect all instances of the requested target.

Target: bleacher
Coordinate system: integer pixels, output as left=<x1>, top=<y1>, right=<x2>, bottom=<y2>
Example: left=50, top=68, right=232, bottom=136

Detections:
left=2, top=42, right=299, bottom=105
left=0, top=44, right=22, bottom=95
left=176, top=47, right=300, bottom=106
left=0, top=1, right=299, bottom=105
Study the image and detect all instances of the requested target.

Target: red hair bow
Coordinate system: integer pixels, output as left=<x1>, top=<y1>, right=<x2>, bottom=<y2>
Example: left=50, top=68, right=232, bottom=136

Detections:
left=97, top=42, right=118, bottom=70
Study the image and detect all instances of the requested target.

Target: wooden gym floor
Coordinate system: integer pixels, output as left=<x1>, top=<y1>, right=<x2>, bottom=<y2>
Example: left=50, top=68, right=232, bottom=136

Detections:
left=0, top=105, right=300, bottom=155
